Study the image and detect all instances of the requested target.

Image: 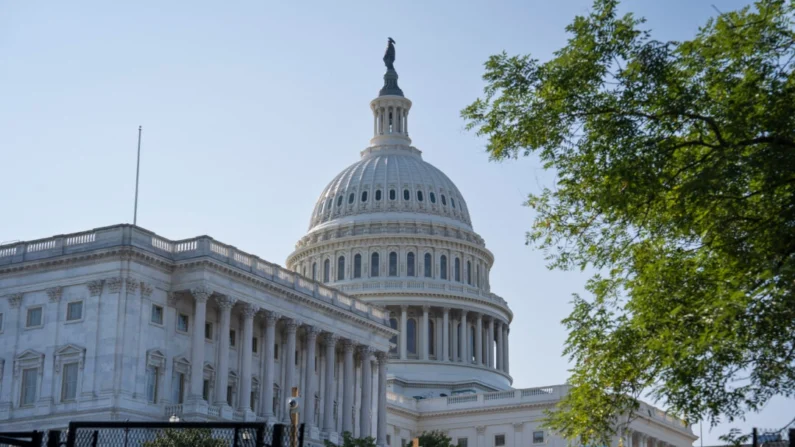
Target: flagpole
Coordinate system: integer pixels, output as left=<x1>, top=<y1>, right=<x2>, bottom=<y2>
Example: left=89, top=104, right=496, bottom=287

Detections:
left=133, top=125, right=142, bottom=226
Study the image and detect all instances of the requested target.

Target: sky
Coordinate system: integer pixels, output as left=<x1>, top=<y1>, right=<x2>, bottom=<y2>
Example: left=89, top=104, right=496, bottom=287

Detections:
left=0, top=0, right=791, bottom=444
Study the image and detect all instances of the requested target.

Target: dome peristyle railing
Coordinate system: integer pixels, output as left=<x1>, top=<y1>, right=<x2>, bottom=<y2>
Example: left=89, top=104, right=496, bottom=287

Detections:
left=336, top=278, right=510, bottom=309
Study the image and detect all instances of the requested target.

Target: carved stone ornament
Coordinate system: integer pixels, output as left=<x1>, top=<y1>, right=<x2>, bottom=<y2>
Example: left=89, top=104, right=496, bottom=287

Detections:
left=241, top=302, right=259, bottom=318
left=284, top=319, right=300, bottom=333
left=167, top=292, right=178, bottom=307
left=322, top=332, right=339, bottom=346
left=87, top=280, right=104, bottom=296
left=47, top=286, right=63, bottom=303
left=342, top=339, right=356, bottom=352
left=375, top=351, right=388, bottom=364
left=107, top=277, right=123, bottom=293
left=476, top=426, right=486, bottom=435
left=140, top=281, right=154, bottom=298
left=304, top=326, right=322, bottom=340
left=216, top=295, right=237, bottom=311
left=513, top=422, right=524, bottom=432
left=126, top=277, right=139, bottom=294
left=54, top=344, right=86, bottom=373
left=191, top=284, right=212, bottom=302
left=7, top=293, right=23, bottom=309
left=263, top=310, right=280, bottom=325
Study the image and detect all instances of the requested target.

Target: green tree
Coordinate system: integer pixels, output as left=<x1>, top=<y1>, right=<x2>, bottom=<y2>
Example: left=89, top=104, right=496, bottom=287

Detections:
left=142, top=428, right=227, bottom=447
left=418, top=430, right=456, bottom=447
left=325, top=432, right=376, bottom=447
left=462, top=0, right=795, bottom=445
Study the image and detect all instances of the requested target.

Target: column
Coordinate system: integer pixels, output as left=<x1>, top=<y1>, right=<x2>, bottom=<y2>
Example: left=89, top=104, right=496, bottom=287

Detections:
left=461, top=310, right=469, bottom=364
left=239, top=303, right=258, bottom=414
left=303, top=326, right=321, bottom=426
left=503, top=325, right=510, bottom=373
left=399, top=306, right=408, bottom=360
left=359, top=346, right=374, bottom=438
left=487, top=318, right=495, bottom=368
left=190, top=286, right=211, bottom=400
left=496, top=320, right=504, bottom=371
left=421, top=306, right=430, bottom=360
left=376, top=352, right=388, bottom=447
left=262, top=312, right=279, bottom=420
left=215, top=296, right=237, bottom=405
left=442, top=308, right=450, bottom=362
left=475, top=314, right=483, bottom=365
left=342, top=340, right=355, bottom=434
left=451, top=315, right=459, bottom=362
left=283, top=319, right=299, bottom=422
left=323, top=333, right=339, bottom=433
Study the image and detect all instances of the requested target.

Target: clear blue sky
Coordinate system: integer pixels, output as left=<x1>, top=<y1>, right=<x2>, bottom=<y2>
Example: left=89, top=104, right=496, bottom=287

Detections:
left=1, top=0, right=791, bottom=443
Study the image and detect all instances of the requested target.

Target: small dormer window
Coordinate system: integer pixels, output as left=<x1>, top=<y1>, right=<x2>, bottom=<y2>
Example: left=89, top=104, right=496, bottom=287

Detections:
left=348, top=193, right=354, bottom=204
left=375, top=190, right=382, bottom=201
left=417, top=191, right=424, bottom=202
left=403, top=189, right=410, bottom=201
left=389, top=189, right=396, bottom=201
left=441, top=195, right=447, bottom=206
left=361, top=191, right=368, bottom=202
left=326, top=199, right=333, bottom=211
left=451, top=198, right=456, bottom=208
left=337, top=196, right=343, bottom=207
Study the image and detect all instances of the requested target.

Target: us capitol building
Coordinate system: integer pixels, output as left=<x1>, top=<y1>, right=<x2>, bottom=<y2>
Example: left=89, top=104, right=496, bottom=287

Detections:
left=0, top=41, right=696, bottom=447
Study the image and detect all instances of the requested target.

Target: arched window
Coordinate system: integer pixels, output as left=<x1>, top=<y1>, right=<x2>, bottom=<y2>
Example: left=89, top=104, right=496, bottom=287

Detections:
left=470, top=328, right=476, bottom=364
left=336, top=196, right=343, bottom=207
left=361, top=191, right=368, bottom=202
left=467, top=260, right=472, bottom=285
left=389, top=318, right=398, bottom=353
left=323, top=259, right=330, bottom=283
left=451, top=198, right=456, bottom=208
left=417, top=191, right=424, bottom=202
left=326, top=199, right=332, bottom=211
left=337, top=256, right=345, bottom=281
left=272, top=384, right=280, bottom=418
left=440, top=255, right=448, bottom=280
left=424, top=253, right=432, bottom=278
left=441, top=194, right=447, bottom=206
left=407, top=252, right=415, bottom=277
left=389, top=189, right=396, bottom=201
left=407, top=318, right=417, bottom=355
left=430, top=192, right=436, bottom=203
left=428, top=320, right=436, bottom=356
left=371, top=253, right=380, bottom=277
left=454, top=258, right=461, bottom=282
left=353, top=254, right=362, bottom=279
left=388, top=251, right=398, bottom=277
left=312, top=262, right=317, bottom=281
left=348, top=193, right=354, bottom=204
left=375, top=190, right=382, bottom=201
left=403, top=189, right=410, bottom=201
left=476, top=264, right=480, bottom=287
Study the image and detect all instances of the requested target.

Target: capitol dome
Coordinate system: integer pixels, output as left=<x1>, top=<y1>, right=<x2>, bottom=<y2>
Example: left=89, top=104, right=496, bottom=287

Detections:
left=288, top=44, right=512, bottom=395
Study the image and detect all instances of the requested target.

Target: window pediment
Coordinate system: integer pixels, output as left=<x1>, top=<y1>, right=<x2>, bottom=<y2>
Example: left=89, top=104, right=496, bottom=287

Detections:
left=54, top=344, right=86, bottom=373
left=14, top=349, right=44, bottom=378
left=203, top=363, right=215, bottom=381
left=173, top=356, right=190, bottom=377
left=147, top=349, right=166, bottom=373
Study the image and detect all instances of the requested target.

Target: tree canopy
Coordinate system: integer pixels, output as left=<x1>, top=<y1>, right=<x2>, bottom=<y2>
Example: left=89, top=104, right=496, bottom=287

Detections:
left=417, top=430, right=456, bottom=447
left=462, top=0, right=795, bottom=444
left=142, top=429, right=227, bottom=447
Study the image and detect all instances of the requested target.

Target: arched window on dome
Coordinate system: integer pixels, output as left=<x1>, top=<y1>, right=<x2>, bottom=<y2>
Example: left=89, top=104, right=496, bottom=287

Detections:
left=451, top=197, right=456, bottom=208
left=323, top=259, right=330, bottom=283
left=375, top=190, right=382, bottom=201
left=348, top=193, right=354, bottom=204
left=441, top=194, right=447, bottom=206
left=337, top=256, right=345, bottom=281
left=417, top=191, right=424, bottom=202
left=454, top=258, right=461, bottom=282
left=430, top=192, right=436, bottom=203
left=353, top=254, right=362, bottom=279
left=424, top=253, right=432, bottom=278
left=389, top=189, right=396, bottom=201
left=406, top=252, right=415, bottom=277
left=361, top=191, right=368, bottom=202
left=388, top=252, right=398, bottom=277
left=403, top=189, right=410, bottom=201
left=371, top=253, right=380, bottom=277
left=470, top=327, right=476, bottom=364
left=326, top=199, right=332, bottom=212
left=312, top=262, right=317, bottom=281
left=440, top=255, right=448, bottom=280
left=428, top=319, right=436, bottom=357
left=407, top=318, right=417, bottom=355
left=336, top=196, right=343, bottom=207
left=389, top=318, right=398, bottom=354
left=476, top=264, right=481, bottom=287
left=467, top=260, right=472, bottom=285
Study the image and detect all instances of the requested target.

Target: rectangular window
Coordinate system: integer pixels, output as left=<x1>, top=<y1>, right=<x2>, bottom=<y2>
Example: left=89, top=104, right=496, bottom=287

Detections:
left=533, top=431, right=544, bottom=444
left=21, top=367, right=37, bottom=406
left=230, top=330, right=237, bottom=347
left=66, top=301, right=83, bottom=321
left=205, top=322, right=213, bottom=341
left=458, top=438, right=468, bottom=447
left=227, top=385, right=233, bottom=406
left=252, top=337, right=258, bottom=353
left=295, top=350, right=299, bottom=366
left=274, top=344, right=279, bottom=360
left=177, top=314, right=189, bottom=333
left=203, top=379, right=211, bottom=401
left=176, top=373, right=186, bottom=404
left=151, top=304, right=164, bottom=325
left=0, top=312, right=4, bottom=332
left=145, top=366, right=158, bottom=403
left=61, top=362, right=79, bottom=401
left=26, top=307, right=42, bottom=328
left=494, top=435, right=506, bottom=447
left=387, top=435, right=392, bottom=446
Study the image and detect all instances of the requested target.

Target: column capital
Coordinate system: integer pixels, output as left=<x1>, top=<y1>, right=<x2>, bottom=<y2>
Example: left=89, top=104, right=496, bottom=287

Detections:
left=191, top=285, right=212, bottom=302
left=86, top=280, right=104, bottom=296
left=476, top=426, right=486, bottom=435
left=262, top=310, right=281, bottom=324
left=284, top=318, right=300, bottom=333
left=167, top=291, right=178, bottom=307
left=442, top=306, right=451, bottom=313
left=217, top=295, right=237, bottom=310
left=47, top=286, right=63, bottom=303
left=475, top=313, right=483, bottom=322
left=6, top=293, right=23, bottom=309
left=375, top=351, right=388, bottom=364
left=513, top=422, right=524, bottom=432
left=305, top=325, right=322, bottom=340
left=322, top=332, right=340, bottom=346
left=241, top=302, right=259, bottom=318
left=342, top=339, right=357, bottom=352
left=400, top=305, right=408, bottom=312
left=421, top=305, right=431, bottom=312
left=357, top=345, right=375, bottom=357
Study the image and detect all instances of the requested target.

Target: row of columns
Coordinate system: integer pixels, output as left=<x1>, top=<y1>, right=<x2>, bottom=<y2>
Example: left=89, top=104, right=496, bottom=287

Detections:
left=186, top=286, right=388, bottom=443
left=625, top=430, right=678, bottom=447
left=393, top=306, right=510, bottom=374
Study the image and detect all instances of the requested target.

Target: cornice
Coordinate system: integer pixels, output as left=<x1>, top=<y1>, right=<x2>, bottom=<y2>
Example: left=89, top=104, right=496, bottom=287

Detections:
left=352, top=291, right=512, bottom=320
left=0, top=246, right=175, bottom=278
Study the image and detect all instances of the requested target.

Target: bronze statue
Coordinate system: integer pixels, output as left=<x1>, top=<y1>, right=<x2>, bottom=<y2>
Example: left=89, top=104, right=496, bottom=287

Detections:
left=383, top=37, right=396, bottom=71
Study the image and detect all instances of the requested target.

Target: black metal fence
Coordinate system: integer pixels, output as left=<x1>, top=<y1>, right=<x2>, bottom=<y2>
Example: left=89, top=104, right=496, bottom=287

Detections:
left=0, top=421, right=303, bottom=447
